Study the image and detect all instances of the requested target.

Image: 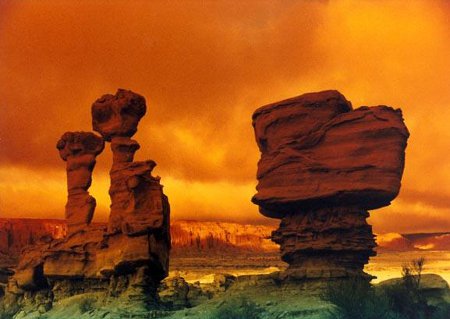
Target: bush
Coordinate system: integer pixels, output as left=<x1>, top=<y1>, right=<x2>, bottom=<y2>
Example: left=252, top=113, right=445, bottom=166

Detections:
left=384, top=257, right=433, bottom=319
left=209, top=296, right=265, bottom=319
left=78, top=297, right=95, bottom=314
left=322, top=277, right=398, bottom=319
left=323, top=258, right=450, bottom=319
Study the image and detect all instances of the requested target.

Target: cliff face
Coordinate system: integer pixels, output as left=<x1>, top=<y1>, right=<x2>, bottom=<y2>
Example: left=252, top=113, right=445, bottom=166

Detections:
left=0, top=219, right=66, bottom=266
left=171, top=220, right=278, bottom=255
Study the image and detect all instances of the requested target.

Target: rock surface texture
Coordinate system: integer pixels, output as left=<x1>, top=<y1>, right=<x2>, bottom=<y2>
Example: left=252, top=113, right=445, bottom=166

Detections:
left=252, top=90, right=409, bottom=279
left=92, top=89, right=171, bottom=274
left=56, top=132, right=104, bottom=234
left=3, top=89, right=171, bottom=317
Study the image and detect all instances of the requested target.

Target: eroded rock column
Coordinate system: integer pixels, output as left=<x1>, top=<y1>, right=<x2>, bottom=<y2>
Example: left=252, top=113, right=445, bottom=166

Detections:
left=252, top=90, right=409, bottom=279
left=92, top=89, right=170, bottom=279
left=56, top=132, right=104, bottom=234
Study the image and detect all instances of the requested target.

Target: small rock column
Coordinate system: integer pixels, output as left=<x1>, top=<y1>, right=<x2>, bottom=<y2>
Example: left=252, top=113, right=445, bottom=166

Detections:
left=56, top=132, right=104, bottom=234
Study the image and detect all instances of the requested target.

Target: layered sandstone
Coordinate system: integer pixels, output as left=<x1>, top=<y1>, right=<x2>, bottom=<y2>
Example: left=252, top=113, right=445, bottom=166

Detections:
left=252, top=90, right=409, bottom=279
left=92, top=90, right=170, bottom=239
left=56, top=132, right=104, bottom=234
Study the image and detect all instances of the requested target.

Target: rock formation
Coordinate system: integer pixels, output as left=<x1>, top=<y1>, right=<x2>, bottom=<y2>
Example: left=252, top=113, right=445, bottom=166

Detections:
left=91, top=89, right=171, bottom=276
left=56, top=132, right=104, bottom=234
left=92, top=89, right=169, bottom=238
left=170, top=220, right=278, bottom=255
left=3, top=89, right=171, bottom=317
left=252, top=90, right=409, bottom=279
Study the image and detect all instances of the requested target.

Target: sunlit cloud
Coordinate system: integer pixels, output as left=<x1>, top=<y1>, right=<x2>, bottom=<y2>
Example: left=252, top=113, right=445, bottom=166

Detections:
left=0, top=1, right=449, bottom=232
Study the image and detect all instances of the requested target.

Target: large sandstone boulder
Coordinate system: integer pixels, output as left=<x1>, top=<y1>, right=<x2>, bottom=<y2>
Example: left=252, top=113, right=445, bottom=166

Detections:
left=91, top=89, right=146, bottom=141
left=252, top=90, right=409, bottom=279
left=253, top=90, right=409, bottom=218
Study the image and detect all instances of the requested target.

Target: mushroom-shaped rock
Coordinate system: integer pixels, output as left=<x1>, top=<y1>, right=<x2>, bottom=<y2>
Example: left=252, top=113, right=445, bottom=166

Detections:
left=252, top=90, right=409, bottom=279
left=56, top=132, right=104, bottom=234
left=92, top=89, right=146, bottom=141
left=57, top=131, right=105, bottom=161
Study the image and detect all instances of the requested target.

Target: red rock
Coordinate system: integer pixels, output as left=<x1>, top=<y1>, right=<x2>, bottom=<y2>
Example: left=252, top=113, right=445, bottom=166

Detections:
left=92, top=89, right=170, bottom=289
left=7, top=90, right=171, bottom=311
left=91, top=89, right=146, bottom=141
left=252, top=90, right=409, bottom=279
left=170, top=220, right=278, bottom=255
left=272, top=209, right=376, bottom=278
left=0, top=218, right=66, bottom=267
left=253, top=91, right=409, bottom=217
left=56, top=132, right=104, bottom=234
left=107, top=139, right=169, bottom=237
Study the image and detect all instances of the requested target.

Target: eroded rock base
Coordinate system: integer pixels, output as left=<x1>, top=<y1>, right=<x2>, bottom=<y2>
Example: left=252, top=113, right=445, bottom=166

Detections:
left=273, top=209, right=376, bottom=279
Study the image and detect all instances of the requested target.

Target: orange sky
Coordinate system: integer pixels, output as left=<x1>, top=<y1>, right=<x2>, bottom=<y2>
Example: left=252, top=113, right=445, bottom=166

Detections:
left=0, top=0, right=449, bottom=233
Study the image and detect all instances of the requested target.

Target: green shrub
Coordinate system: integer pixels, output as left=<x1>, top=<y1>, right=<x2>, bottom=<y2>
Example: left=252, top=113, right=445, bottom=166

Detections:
left=322, top=277, right=398, bottom=319
left=323, top=258, right=450, bottom=319
left=384, top=257, right=433, bottom=319
left=78, top=297, right=95, bottom=314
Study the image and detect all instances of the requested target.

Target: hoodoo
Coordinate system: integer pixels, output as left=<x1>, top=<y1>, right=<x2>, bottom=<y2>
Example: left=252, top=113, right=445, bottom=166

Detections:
left=252, top=90, right=409, bottom=279
left=56, top=132, right=104, bottom=234
left=5, top=89, right=170, bottom=314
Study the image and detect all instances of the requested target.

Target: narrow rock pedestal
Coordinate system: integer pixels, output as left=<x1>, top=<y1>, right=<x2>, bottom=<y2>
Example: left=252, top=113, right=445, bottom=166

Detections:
left=273, top=209, right=376, bottom=278
left=56, top=132, right=104, bottom=234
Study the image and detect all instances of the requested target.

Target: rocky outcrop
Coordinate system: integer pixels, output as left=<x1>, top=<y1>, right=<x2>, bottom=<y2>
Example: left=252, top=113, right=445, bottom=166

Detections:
left=57, top=132, right=104, bottom=234
left=3, top=89, right=171, bottom=317
left=92, top=89, right=171, bottom=277
left=252, top=90, right=409, bottom=279
left=92, top=90, right=170, bottom=241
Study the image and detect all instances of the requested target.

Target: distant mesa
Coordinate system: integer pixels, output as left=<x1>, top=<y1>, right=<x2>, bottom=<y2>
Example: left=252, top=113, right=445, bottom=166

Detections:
left=252, top=90, right=409, bottom=279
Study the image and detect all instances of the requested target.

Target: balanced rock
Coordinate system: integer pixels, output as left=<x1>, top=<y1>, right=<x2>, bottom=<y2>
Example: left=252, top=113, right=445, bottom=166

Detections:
left=92, top=89, right=146, bottom=141
left=252, top=90, right=409, bottom=279
left=56, top=132, right=104, bottom=234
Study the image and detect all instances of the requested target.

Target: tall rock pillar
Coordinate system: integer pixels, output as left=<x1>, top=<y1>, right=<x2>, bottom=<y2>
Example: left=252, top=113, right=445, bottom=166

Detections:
left=92, top=89, right=170, bottom=279
left=56, top=132, right=104, bottom=234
